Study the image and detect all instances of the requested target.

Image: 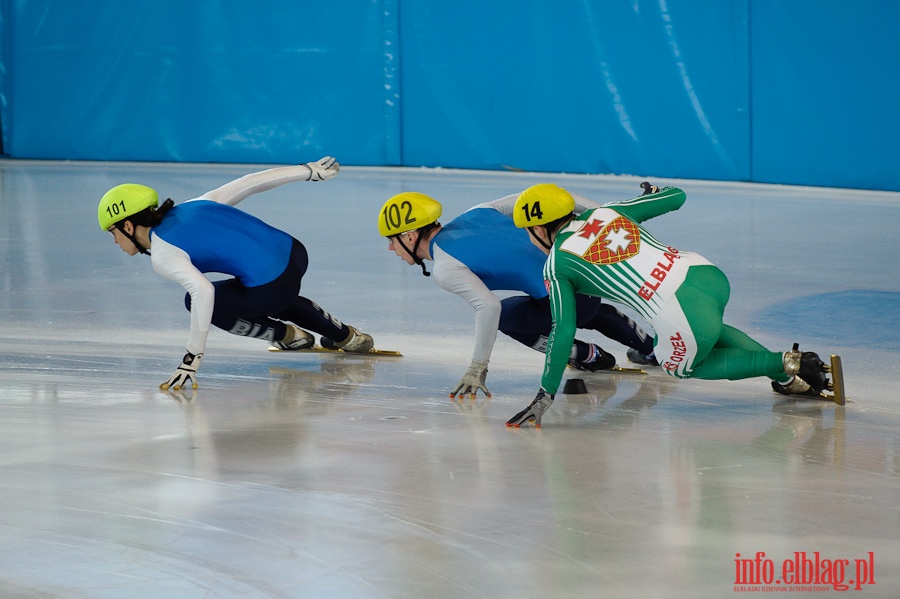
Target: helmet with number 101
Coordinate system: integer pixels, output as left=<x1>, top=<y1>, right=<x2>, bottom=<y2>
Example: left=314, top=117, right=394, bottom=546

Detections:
left=512, top=183, right=576, bottom=228
left=378, top=192, right=443, bottom=237
left=98, top=183, right=159, bottom=231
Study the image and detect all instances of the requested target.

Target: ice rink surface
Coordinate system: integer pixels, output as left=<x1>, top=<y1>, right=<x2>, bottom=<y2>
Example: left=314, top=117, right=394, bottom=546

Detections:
left=1, top=160, right=898, bottom=598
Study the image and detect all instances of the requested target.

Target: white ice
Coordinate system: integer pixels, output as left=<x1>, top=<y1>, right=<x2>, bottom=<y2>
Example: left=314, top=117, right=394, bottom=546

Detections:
left=0, top=160, right=898, bottom=598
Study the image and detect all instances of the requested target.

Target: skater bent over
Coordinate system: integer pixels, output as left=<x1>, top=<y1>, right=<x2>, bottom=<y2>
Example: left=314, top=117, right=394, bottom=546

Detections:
left=377, top=190, right=655, bottom=399
left=98, top=156, right=374, bottom=390
left=506, top=183, right=829, bottom=427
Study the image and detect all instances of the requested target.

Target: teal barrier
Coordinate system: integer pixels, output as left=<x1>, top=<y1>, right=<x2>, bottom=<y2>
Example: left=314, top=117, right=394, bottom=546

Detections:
left=0, top=0, right=897, bottom=191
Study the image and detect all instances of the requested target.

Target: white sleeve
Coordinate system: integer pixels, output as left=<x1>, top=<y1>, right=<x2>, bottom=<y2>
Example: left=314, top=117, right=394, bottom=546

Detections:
left=468, top=192, right=602, bottom=217
left=470, top=194, right=518, bottom=216
left=150, top=235, right=214, bottom=356
left=199, top=164, right=318, bottom=206
left=571, top=192, right=603, bottom=212
left=431, top=245, right=500, bottom=364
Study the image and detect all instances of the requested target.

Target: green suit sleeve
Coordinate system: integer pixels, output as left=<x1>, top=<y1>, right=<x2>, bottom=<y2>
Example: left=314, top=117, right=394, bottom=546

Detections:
left=540, top=269, right=578, bottom=395
left=606, top=186, right=686, bottom=223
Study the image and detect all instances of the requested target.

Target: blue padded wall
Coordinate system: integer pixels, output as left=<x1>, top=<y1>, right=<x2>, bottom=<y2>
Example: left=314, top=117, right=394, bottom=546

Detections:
left=750, top=0, right=900, bottom=190
left=399, top=2, right=751, bottom=181
left=0, top=0, right=897, bottom=191
left=0, top=1, right=401, bottom=164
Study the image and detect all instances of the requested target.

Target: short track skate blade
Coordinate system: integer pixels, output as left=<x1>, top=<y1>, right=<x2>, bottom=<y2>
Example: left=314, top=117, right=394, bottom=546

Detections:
left=827, top=354, right=846, bottom=406
left=268, top=345, right=402, bottom=357
left=610, top=366, right=647, bottom=374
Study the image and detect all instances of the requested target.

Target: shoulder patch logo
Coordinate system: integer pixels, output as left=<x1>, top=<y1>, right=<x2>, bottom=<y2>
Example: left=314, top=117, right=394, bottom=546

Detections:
left=561, top=215, right=640, bottom=264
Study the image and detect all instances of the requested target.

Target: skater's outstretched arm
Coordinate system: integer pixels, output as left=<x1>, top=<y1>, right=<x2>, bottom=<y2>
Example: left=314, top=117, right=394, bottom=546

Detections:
left=475, top=192, right=601, bottom=217
left=604, top=186, right=686, bottom=223
left=200, top=156, right=340, bottom=206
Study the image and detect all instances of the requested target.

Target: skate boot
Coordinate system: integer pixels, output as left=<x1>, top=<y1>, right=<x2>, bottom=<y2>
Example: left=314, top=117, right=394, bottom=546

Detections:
left=782, top=343, right=828, bottom=394
left=569, top=344, right=616, bottom=372
left=771, top=376, right=819, bottom=398
left=272, top=325, right=315, bottom=350
left=321, top=325, right=374, bottom=353
left=626, top=348, right=659, bottom=367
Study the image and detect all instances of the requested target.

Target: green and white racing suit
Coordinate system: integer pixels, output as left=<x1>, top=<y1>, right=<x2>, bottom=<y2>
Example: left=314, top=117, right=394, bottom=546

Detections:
left=540, top=186, right=789, bottom=394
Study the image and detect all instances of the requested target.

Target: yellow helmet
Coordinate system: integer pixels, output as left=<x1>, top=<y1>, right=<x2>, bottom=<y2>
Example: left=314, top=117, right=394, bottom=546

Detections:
left=98, top=183, right=159, bottom=230
left=378, top=192, right=442, bottom=237
left=512, top=183, right=576, bottom=228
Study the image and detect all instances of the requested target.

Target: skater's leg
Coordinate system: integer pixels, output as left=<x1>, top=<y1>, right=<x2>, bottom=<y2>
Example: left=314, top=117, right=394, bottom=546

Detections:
left=190, top=238, right=365, bottom=350
left=499, top=295, right=613, bottom=367
left=498, top=295, right=550, bottom=349
left=276, top=296, right=373, bottom=351
left=688, top=346, right=786, bottom=381
left=714, top=325, right=791, bottom=383
left=577, top=299, right=655, bottom=355
left=273, top=239, right=373, bottom=351
left=714, top=327, right=826, bottom=393
left=194, top=238, right=307, bottom=344
left=188, top=278, right=293, bottom=343
left=275, top=296, right=349, bottom=340
left=671, top=266, right=785, bottom=381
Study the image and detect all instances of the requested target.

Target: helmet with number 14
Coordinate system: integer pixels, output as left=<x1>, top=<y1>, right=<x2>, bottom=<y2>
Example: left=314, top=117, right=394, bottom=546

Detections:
left=512, top=183, right=576, bottom=229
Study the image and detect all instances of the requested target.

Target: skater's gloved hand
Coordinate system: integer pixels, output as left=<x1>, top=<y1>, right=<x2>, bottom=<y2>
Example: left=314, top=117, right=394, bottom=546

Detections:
left=304, top=156, right=340, bottom=181
left=450, top=359, right=491, bottom=399
left=161, top=352, right=203, bottom=390
left=506, top=388, right=555, bottom=428
left=640, top=181, right=660, bottom=195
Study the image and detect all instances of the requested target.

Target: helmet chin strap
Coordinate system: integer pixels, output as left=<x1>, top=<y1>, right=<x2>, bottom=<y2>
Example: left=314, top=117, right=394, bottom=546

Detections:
left=116, top=223, right=151, bottom=256
left=528, top=226, right=554, bottom=252
left=396, top=234, right=430, bottom=277
left=531, top=217, right=573, bottom=251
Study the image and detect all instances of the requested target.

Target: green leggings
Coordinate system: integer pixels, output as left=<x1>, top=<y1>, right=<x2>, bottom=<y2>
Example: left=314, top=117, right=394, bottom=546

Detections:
left=674, top=266, right=788, bottom=382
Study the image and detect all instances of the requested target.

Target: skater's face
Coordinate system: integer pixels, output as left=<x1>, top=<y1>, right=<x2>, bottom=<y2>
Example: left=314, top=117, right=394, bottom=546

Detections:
left=387, top=232, right=419, bottom=265
left=109, top=222, right=140, bottom=256
left=526, top=226, right=552, bottom=255
left=108, top=221, right=150, bottom=257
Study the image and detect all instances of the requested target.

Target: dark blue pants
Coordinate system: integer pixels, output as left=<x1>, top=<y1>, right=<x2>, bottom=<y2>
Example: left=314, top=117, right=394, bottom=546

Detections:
left=499, top=294, right=654, bottom=356
left=184, top=238, right=349, bottom=344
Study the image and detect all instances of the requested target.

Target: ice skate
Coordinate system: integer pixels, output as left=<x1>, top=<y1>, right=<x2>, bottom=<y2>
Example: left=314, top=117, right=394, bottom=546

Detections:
left=322, top=325, right=374, bottom=353
left=271, top=325, right=315, bottom=350
left=783, top=343, right=828, bottom=393
left=626, top=348, right=659, bottom=367
left=568, top=344, right=616, bottom=372
left=781, top=343, right=846, bottom=405
left=771, top=376, right=818, bottom=397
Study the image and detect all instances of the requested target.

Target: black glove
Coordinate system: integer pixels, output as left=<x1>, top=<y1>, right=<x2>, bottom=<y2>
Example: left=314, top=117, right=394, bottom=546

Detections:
left=506, top=388, right=555, bottom=428
left=160, top=352, right=203, bottom=390
left=640, top=181, right=660, bottom=195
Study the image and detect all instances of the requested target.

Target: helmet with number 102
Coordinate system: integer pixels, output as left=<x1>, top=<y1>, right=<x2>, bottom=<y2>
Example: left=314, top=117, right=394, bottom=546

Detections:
left=98, top=183, right=159, bottom=231
left=378, top=192, right=443, bottom=237
left=512, top=183, right=576, bottom=228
